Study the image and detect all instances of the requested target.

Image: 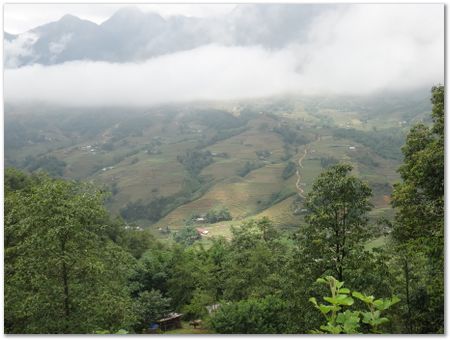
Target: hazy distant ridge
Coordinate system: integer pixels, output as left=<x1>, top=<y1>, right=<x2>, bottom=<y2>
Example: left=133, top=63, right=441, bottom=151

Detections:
left=4, top=5, right=327, bottom=67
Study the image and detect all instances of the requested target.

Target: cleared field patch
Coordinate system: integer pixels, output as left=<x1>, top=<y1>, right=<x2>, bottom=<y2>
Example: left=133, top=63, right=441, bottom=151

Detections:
left=303, top=134, right=400, bottom=211
left=155, top=162, right=289, bottom=228
left=201, top=158, right=244, bottom=180
left=253, top=195, right=299, bottom=227
left=205, top=129, right=284, bottom=162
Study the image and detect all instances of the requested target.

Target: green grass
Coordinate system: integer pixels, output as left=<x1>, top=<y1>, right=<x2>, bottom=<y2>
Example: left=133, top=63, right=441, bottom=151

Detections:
left=365, top=235, right=389, bottom=251
left=163, top=321, right=212, bottom=334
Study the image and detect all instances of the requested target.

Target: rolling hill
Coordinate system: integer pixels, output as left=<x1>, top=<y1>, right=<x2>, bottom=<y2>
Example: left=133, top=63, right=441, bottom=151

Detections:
left=5, top=91, right=432, bottom=239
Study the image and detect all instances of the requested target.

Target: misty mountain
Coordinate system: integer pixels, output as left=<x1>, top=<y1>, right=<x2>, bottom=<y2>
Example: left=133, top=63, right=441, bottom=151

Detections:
left=4, top=4, right=331, bottom=67
left=4, top=32, right=17, bottom=41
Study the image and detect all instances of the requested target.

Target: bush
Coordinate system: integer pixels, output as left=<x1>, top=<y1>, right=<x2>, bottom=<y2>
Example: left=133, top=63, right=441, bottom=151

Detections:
left=120, top=197, right=175, bottom=222
left=206, top=207, right=232, bottom=223
left=274, top=125, right=310, bottom=145
left=177, top=150, right=214, bottom=176
left=133, top=290, right=172, bottom=333
left=209, top=296, right=289, bottom=334
left=309, top=276, right=400, bottom=334
left=182, top=290, right=215, bottom=320
left=24, top=155, right=66, bottom=177
left=173, top=226, right=201, bottom=246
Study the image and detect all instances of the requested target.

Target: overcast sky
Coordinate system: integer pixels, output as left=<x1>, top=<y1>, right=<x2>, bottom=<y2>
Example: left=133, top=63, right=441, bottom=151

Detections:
left=4, top=3, right=444, bottom=106
left=4, top=4, right=237, bottom=34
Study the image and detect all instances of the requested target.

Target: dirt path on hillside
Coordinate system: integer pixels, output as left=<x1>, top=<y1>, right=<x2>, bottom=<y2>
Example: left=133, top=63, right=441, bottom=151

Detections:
left=295, top=147, right=309, bottom=198
left=295, top=135, right=320, bottom=199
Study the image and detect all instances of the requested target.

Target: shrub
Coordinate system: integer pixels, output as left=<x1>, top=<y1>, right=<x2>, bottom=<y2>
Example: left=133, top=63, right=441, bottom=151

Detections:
left=209, top=296, right=289, bottom=334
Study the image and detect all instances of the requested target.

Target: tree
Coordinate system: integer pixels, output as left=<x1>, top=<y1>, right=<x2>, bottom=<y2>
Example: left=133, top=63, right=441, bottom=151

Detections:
left=4, top=167, right=34, bottom=192
left=302, top=164, right=373, bottom=281
left=209, top=295, right=289, bottom=334
left=392, top=85, right=444, bottom=245
left=390, top=85, right=444, bottom=333
left=173, top=225, right=201, bottom=246
left=167, top=242, right=223, bottom=311
left=222, top=218, right=288, bottom=301
left=132, top=290, right=171, bottom=332
left=205, top=206, right=232, bottom=223
left=5, top=172, right=136, bottom=333
left=182, top=289, right=215, bottom=320
left=131, top=246, right=174, bottom=296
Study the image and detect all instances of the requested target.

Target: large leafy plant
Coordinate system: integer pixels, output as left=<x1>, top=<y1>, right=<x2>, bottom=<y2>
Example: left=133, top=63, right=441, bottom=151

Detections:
left=309, top=276, right=399, bottom=334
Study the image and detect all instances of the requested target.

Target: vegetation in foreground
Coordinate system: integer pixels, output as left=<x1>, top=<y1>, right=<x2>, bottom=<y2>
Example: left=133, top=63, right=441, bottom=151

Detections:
left=4, top=86, right=444, bottom=334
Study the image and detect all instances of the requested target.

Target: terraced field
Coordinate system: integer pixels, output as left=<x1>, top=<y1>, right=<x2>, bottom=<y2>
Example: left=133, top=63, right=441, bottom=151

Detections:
left=5, top=95, right=423, bottom=241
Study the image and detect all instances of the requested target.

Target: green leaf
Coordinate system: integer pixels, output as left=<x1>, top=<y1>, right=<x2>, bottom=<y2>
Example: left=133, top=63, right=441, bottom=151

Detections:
left=319, top=304, right=338, bottom=314
left=361, top=312, right=373, bottom=324
left=321, top=323, right=342, bottom=334
left=336, top=280, right=344, bottom=289
left=390, top=296, right=401, bottom=306
left=336, top=311, right=361, bottom=334
left=309, top=297, right=318, bottom=307
left=337, top=294, right=354, bottom=306
left=352, top=291, right=374, bottom=304
left=323, top=296, right=336, bottom=304
left=338, top=288, right=350, bottom=294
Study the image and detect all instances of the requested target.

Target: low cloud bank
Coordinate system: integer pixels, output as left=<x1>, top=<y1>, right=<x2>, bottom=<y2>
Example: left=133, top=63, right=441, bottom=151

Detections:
left=4, top=4, right=443, bottom=106
left=4, top=32, right=38, bottom=68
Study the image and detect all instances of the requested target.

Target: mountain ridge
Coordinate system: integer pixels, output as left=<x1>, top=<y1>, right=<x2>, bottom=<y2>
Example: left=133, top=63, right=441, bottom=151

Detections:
left=4, top=4, right=332, bottom=67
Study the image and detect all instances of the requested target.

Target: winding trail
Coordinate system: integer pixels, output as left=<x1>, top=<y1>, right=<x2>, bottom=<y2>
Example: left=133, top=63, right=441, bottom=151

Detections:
left=295, top=147, right=309, bottom=199
left=295, top=135, right=320, bottom=199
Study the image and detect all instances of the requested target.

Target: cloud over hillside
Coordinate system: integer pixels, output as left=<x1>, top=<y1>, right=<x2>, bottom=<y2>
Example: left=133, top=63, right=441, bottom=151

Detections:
left=4, top=4, right=444, bottom=106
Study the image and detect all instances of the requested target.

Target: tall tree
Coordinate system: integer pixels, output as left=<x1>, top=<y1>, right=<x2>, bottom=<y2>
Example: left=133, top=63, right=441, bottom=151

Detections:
left=221, top=218, right=289, bottom=301
left=391, top=85, right=444, bottom=333
left=5, top=173, right=136, bottom=333
left=302, top=164, right=373, bottom=281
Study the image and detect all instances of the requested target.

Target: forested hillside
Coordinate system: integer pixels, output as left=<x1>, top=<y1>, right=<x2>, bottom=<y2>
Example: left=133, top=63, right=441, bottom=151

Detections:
left=4, top=86, right=444, bottom=334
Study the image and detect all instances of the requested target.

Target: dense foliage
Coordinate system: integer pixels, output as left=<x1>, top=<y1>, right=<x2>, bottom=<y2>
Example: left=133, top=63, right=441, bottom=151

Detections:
left=205, top=207, right=232, bottom=223
left=5, top=172, right=136, bottom=333
left=173, top=225, right=201, bottom=246
left=303, top=163, right=373, bottom=281
left=273, top=124, right=310, bottom=145
left=23, top=155, right=67, bottom=177
left=390, top=85, right=444, bottom=333
left=177, top=149, right=214, bottom=176
left=120, top=197, right=174, bottom=222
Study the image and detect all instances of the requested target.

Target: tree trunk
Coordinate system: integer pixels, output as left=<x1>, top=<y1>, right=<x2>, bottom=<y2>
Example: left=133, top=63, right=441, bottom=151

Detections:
left=403, top=258, right=413, bottom=333
left=61, top=239, right=70, bottom=328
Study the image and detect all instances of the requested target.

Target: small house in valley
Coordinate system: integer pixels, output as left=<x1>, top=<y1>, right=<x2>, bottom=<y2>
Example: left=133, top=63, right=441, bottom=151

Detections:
left=157, top=312, right=183, bottom=331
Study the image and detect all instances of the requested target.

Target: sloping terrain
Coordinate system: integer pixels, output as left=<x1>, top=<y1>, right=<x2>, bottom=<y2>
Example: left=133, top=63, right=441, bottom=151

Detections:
left=5, top=93, right=431, bottom=238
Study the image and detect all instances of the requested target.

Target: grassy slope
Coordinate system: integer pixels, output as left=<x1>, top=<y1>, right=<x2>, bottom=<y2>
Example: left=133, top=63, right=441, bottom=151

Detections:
left=5, top=99, right=409, bottom=243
